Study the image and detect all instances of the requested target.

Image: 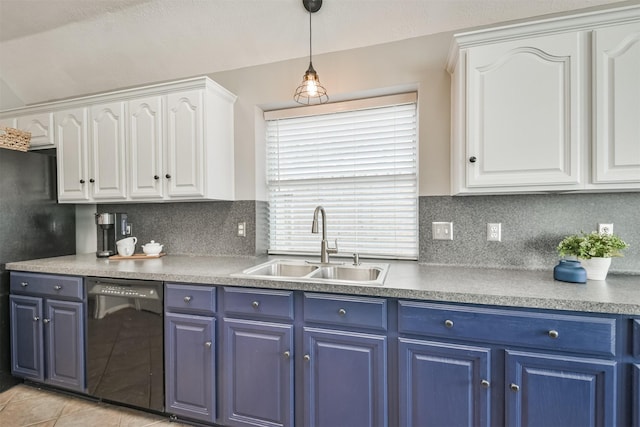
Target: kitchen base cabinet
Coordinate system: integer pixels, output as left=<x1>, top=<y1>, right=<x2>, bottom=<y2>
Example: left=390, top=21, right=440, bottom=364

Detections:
left=398, top=338, right=491, bottom=427
left=303, top=327, right=387, bottom=427
left=9, top=273, right=86, bottom=393
left=505, top=350, right=617, bottom=427
left=164, top=312, right=216, bottom=423
left=222, top=318, right=293, bottom=427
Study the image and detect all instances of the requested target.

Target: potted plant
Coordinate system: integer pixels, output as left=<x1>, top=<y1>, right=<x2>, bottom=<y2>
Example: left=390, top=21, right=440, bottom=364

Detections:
left=557, top=231, right=629, bottom=280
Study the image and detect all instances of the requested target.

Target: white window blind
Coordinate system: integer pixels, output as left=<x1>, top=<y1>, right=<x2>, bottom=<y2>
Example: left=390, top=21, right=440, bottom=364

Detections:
left=265, top=94, right=418, bottom=259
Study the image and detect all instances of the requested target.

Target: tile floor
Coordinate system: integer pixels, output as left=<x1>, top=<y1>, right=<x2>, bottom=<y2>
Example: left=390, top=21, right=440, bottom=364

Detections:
left=0, top=384, right=191, bottom=427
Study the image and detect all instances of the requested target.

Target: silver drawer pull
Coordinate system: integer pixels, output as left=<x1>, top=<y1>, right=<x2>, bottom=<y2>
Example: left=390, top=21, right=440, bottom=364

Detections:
left=303, top=354, right=311, bottom=362
left=481, top=379, right=490, bottom=389
left=444, top=319, right=454, bottom=328
left=283, top=351, right=291, bottom=358
left=510, top=383, right=520, bottom=392
left=548, top=330, right=559, bottom=339
left=338, top=308, right=347, bottom=316
left=33, top=316, right=40, bottom=322
left=252, top=301, right=260, bottom=309
left=183, top=296, right=192, bottom=303
left=21, top=282, right=28, bottom=287
left=204, top=341, right=212, bottom=348
left=54, top=285, right=62, bottom=291
left=43, top=319, right=51, bottom=324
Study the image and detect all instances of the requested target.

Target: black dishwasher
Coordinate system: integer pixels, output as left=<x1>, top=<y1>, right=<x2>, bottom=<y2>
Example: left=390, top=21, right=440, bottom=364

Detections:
left=86, top=277, right=164, bottom=412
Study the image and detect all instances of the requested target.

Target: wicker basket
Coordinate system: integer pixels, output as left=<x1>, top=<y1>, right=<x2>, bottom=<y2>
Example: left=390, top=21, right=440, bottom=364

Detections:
left=0, top=126, right=32, bottom=152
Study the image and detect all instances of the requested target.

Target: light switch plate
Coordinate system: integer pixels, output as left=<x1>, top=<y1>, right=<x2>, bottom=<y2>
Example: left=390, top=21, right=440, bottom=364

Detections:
left=432, top=222, right=453, bottom=240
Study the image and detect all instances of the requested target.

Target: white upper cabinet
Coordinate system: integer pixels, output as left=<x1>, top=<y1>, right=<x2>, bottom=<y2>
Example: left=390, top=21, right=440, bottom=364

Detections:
left=464, top=32, right=583, bottom=190
left=592, top=21, right=640, bottom=187
left=448, top=4, right=640, bottom=194
left=55, top=108, right=89, bottom=202
left=0, top=77, right=236, bottom=203
left=129, top=96, right=164, bottom=200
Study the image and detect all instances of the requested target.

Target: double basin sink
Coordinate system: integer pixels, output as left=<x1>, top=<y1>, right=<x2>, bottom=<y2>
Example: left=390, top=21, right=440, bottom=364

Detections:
left=236, top=259, right=390, bottom=286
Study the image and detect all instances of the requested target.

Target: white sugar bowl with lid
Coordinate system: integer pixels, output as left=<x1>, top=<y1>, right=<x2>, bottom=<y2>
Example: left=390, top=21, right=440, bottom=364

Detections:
left=141, top=240, right=163, bottom=255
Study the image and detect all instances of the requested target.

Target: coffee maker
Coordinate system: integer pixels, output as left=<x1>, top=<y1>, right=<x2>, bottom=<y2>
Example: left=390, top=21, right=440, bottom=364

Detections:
left=95, top=212, right=130, bottom=257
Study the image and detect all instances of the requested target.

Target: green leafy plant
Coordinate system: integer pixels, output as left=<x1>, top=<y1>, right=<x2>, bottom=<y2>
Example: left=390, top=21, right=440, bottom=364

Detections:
left=557, top=231, right=629, bottom=259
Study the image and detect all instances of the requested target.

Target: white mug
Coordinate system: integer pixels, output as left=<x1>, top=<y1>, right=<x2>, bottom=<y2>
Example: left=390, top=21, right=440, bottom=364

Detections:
left=116, top=237, right=137, bottom=257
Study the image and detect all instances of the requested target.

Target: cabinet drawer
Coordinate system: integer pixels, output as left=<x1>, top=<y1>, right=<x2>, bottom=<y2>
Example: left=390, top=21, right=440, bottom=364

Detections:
left=398, top=301, right=616, bottom=357
left=222, top=287, right=293, bottom=321
left=10, top=272, right=83, bottom=301
left=166, top=283, right=216, bottom=315
left=304, top=293, right=387, bottom=332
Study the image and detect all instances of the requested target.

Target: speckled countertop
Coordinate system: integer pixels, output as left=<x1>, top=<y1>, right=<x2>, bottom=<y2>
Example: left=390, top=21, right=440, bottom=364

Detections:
left=6, top=254, right=640, bottom=315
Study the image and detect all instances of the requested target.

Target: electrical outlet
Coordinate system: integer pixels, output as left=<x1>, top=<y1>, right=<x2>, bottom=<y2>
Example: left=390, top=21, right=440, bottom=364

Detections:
left=598, top=223, right=613, bottom=235
left=432, top=222, right=453, bottom=240
left=487, top=223, right=502, bottom=242
left=237, top=222, right=246, bottom=237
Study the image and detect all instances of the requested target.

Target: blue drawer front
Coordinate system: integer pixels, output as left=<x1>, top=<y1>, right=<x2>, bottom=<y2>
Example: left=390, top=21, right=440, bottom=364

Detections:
left=222, top=287, right=294, bottom=321
left=633, top=319, right=640, bottom=358
left=165, top=283, right=216, bottom=315
left=398, top=301, right=616, bottom=357
left=10, top=272, right=83, bottom=301
left=304, top=293, right=387, bottom=331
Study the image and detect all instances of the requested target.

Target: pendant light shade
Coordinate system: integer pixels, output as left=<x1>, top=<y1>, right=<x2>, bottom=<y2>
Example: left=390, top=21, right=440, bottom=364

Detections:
left=294, top=0, right=328, bottom=105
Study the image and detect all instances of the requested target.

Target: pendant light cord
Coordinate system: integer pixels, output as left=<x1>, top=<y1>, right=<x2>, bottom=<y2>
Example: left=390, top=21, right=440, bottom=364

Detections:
left=308, top=10, right=312, bottom=63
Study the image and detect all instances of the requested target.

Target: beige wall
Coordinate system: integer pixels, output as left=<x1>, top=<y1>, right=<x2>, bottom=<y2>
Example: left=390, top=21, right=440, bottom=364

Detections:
left=210, top=31, right=454, bottom=200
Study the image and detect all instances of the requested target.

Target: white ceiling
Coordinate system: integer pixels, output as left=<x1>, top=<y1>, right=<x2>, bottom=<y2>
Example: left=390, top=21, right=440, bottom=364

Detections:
left=0, top=0, right=632, bottom=107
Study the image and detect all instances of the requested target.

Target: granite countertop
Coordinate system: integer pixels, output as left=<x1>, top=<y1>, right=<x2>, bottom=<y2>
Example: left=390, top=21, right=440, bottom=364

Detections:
left=6, top=253, right=640, bottom=315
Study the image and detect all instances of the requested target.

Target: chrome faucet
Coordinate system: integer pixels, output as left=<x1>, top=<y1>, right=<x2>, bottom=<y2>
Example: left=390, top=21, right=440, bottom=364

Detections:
left=312, top=206, right=338, bottom=263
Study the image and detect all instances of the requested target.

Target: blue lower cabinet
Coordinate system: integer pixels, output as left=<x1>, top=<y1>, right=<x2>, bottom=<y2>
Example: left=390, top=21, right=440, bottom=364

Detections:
left=303, top=327, right=387, bottom=427
left=398, top=338, right=491, bottom=427
left=505, top=350, right=617, bottom=427
left=165, top=312, right=216, bottom=423
left=222, top=318, right=294, bottom=427
left=633, top=364, right=640, bottom=427
left=10, top=295, right=85, bottom=391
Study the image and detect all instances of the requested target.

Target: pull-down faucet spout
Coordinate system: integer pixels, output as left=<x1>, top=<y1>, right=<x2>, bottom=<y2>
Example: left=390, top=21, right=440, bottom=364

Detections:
left=312, top=206, right=338, bottom=263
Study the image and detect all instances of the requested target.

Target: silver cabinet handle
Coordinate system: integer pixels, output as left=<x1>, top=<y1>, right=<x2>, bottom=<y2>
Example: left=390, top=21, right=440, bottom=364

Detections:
left=33, top=316, right=40, bottom=321
left=21, top=282, right=28, bottom=287
left=283, top=351, right=291, bottom=358
left=304, top=354, right=311, bottom=362
left=481, top=379, right=490, bottom=388
left=43, top=319, right=50, bottom=324
left=183, top=296, right=192, bottom=303
left=510, top=383, right=520, bottom=392
left=252, top=301, right=260, bottom=309
left=204, top=341, right=212, bottom=348
left=338, top=308, right=346, bottom=316
left=54, top=285, right=62, bottom=291
left=444, top=319, right=454, bottom=328
left=548, top=330, right=559, bottom=339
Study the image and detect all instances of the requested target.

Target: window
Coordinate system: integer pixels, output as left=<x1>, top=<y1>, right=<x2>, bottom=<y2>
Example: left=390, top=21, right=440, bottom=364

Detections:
left=265, top=93, right=418, bottom=259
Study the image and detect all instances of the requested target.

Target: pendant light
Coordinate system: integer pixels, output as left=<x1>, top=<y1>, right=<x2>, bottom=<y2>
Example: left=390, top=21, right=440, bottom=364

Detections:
left=294, top=0, right=329, bottom=105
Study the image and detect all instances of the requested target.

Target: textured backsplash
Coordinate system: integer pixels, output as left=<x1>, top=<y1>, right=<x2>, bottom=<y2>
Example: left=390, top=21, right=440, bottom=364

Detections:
left=419, top=193, right=640, bottom=273
left=99, top=193, right=639, bottom=273
left=97, top=201, right=267, bottom=257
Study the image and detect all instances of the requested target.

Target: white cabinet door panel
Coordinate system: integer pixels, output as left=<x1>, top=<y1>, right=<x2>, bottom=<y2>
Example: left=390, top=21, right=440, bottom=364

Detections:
left=55, top=108, right=89, bottom=202
left=16, top=112, right=55, bottom=149
left=129, top=96, right=164, bottom=200
left=89, top=102, right=127, bottom=200
left=593, top=21, right=640, bottom=184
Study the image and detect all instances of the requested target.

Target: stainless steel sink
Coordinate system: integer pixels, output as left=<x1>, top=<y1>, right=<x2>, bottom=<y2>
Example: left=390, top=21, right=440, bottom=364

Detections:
left=236, top=259, right=389, bottom=286
left=240, top=260, right=319, bottom=278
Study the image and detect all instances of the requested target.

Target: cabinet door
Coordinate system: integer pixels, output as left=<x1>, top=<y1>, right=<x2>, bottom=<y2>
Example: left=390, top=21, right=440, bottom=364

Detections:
left=303, top=327, right=387, bottom=427
left=166, top=90, right=204, bottom=198
left=44, top=299, right=85, bottom=392
left=165, top=312, right=216, bottom=423
left=55, top=108, right=89, bottom=202
left=505, top=350, right=616, bottom=427
left=10, top=295, right=44, bottom=381
left=593, top=21, right=640, bottom=185
left=465, top=32, right=583, bottom=189
left=129, top=96, right=164, bottom=200
left=16, top=112, right=55, bottom=149
left=89, top=101, right=127, bottom=200
left=222, top=319, right=294, bottom=427
left=634, top=364, right=640, bottom=427
left=398, top=338, right=491, bottom=427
